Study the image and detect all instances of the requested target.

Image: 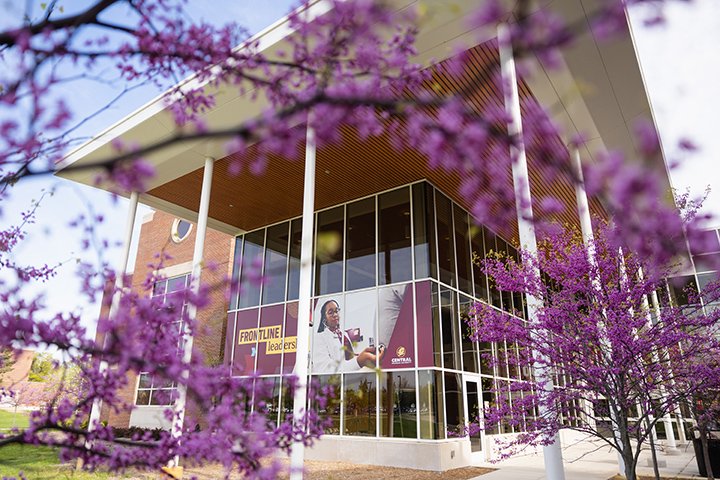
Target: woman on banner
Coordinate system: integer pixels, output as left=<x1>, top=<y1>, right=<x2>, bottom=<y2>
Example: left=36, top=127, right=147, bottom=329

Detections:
left=312, top=299, right=384, bottom=373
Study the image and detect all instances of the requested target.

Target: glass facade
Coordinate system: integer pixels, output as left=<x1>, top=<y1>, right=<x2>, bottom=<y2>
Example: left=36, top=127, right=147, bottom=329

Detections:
left=225, top=181, right=528, bottom=440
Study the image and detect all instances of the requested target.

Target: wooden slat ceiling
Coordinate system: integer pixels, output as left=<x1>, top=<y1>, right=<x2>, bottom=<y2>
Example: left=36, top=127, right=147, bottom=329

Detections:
left=148, top=41, right=606, bottom=241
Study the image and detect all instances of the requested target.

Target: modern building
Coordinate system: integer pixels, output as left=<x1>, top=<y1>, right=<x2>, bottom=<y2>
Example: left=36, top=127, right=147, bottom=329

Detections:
left=57, top=0, right=674, bottom=471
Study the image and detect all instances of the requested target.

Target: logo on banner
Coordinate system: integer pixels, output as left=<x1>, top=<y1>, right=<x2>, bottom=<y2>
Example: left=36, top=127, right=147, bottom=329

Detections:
left=391, top=345, right=412, bottom=365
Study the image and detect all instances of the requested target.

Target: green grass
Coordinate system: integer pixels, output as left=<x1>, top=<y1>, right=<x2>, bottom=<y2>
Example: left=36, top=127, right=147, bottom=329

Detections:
left=0, top=409, right=29, bottom=430
left=0, top=444, right=120, bottom=479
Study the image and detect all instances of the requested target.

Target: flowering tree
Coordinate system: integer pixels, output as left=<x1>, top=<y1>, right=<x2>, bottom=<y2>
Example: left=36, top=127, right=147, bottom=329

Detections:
left=0, top=0, right=716, bottom=477
left=467, top=223, right=720, bottom=480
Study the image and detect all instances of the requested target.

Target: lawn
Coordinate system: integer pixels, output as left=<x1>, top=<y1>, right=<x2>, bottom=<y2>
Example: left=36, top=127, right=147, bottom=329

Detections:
left=0, top=409, right=29, bottom=430
left=0, top=411, right=119, bottom=479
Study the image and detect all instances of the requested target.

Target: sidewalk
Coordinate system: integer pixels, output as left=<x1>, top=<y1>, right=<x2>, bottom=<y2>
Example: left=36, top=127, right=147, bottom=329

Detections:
left=472, top=438, right=701, bottom=480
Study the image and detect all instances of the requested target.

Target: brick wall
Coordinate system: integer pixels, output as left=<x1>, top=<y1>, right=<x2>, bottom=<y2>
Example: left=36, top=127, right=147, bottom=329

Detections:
left=99, top=210, right=234, bottom=428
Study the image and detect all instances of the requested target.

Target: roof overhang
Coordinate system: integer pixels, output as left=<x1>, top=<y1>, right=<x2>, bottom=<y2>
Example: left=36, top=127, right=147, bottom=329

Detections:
left=56, top=0, right=669, bottom=236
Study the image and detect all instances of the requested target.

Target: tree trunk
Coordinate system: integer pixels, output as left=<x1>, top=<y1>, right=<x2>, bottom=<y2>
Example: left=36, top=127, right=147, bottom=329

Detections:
left=699, top=423, right=715, bottom=480
left=647, top=420, right=661, bottom=480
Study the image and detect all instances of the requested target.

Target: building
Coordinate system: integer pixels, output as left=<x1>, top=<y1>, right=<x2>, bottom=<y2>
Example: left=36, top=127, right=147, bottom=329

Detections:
left=57, top=0, right=673, bottom=471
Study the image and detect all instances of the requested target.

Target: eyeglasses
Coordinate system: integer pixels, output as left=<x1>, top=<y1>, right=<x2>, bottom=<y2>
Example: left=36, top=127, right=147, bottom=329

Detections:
left=326, top=308, right=341, bottom=316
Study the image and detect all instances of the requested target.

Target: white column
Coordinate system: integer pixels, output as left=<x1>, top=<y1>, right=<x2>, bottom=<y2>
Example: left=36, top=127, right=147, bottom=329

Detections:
left=289, top=123, right=317, bottom=480
left=498, top=23, right=565, bottom=480
left=571, top=147, right=627, bottom=473
left=87, top=191, right=139, bottom=432
left=172, top=156, right=214, bottom=462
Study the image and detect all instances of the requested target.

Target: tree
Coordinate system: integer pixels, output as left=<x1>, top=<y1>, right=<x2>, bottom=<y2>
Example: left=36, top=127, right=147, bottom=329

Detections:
left=0, top=0, right=716, bottom=478
left=467, top=223, right=720, bottom=480
left=28, top=352, right=54, bottom=382
left=0, top=348, right=15, bottom=383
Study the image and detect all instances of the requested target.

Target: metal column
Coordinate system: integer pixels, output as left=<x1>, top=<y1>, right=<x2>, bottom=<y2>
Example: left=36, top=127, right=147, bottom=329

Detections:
left=498, top=22, right=566, bottom=480
left=289, top=123, right=317, bottom=480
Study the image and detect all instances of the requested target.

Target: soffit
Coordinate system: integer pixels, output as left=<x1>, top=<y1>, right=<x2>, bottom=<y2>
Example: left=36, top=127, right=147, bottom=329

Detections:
left=147, top=41, right=607, bottom=240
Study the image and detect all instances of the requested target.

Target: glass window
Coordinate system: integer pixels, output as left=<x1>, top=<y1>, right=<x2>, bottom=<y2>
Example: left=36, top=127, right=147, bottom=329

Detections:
left=416, top=281, right=442, bottom=368
left=380, top=371, right=417, bottom=438
left=223, top=312, right=236, bottom=366
left=282, top=302, right=299, bottom=375
left=483, top=229, right=502, bottom=308
left=435, top=192, right=456, bottom=287
left=479, top=340, right=494, bottom=377
left=316, top=206, right=344, bottom=295
left=693, top=253, right=720, bottom=273
left=171, top=218, right=193, bottom=243
left=470, top=225, right=489, bottom=302
left=444, top=372, right=464, bottom=436
left=343, top=372, right=377, bottom=436
left=668, top=275, right=699, bottom=306
left=233, top=309, right=259, bottom=376
left=689, top=229, right=720, bottom=255
left=254, top=376, right=281, bottom=428
left=229, top=238, right=243, bottom=310
left=418, top=370, right=445, bottom=439
left=378, top=284, right=415, bottom=370
left=454, top=205, right=473, bottom=294
left=238, top=230, right=264, bottom=308
left=379, top=187, right=412, bottom=285
left=412, top=183, right=437, bottom=280
left=440, top=287, right=461, bottom=371
left=310, top=375, right=341, bottom=434
left=262, top=222, right=289, bottom=305
left=287, top=219, right=303, bottom=301
left=482, top=377, right=499, bottom=434
left=256, top=305, right=285, bottom=375
left=459, top=294, right=479, bottom=373
left=346, top=198, right=376, bottom=291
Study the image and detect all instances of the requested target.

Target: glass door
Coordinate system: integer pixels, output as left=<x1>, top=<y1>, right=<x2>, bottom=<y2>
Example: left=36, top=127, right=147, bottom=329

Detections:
left=463, top=375, right=484, bottom=459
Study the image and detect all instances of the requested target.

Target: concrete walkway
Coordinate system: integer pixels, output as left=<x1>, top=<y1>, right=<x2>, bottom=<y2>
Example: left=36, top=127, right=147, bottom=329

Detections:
left=471, top=438, right=702, bottom=479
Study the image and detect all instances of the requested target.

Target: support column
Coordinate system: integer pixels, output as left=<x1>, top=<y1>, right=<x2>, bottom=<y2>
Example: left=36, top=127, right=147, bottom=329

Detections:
left=172, top=156, right=214, bottom=464
left=87, top=191, right=139, bottom=432
left=289, top=123, right=317, bottom=480
left=571, top=147, right=627, bottom=474
left=498, top=23, right=565, bottom=480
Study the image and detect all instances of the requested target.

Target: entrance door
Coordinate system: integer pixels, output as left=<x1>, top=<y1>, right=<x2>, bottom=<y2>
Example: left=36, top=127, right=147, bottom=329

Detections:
left=463, top=375, right=484, bottom=461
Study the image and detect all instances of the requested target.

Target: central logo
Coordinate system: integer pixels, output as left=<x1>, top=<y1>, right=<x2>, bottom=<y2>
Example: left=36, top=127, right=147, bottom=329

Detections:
left=396, top=346, right=406, bottom=357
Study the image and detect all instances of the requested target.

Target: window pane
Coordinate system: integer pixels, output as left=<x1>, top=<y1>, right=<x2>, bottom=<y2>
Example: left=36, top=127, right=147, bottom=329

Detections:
left=346, top=198, right=376, bottom=291
left=690, top=229, right=720, bottom=255
left=483, top=229, right=502, bottom=308
left=418, top=370, right=445, bottom=439
left=223, top=312, right=236, bottom=366
left=282, top=302, right=299, bottom=375
left=254, top=377, right=281, bottom=428
left=470, top=226, right=489, bottom=302
left=262, top=222, right=289, bottom=305
left=454, top=205, right=472, bottom=294
left=436, top=192, right=456, bottom=287
left=256, top=305, right=285, bottom=375
left=310, top=375, right=341, bottom=434
left=287, top=219, right=302, bottom=301
left=135, top=389, right=150, bottom=406
left=238, top=230, right=264, bottom=308
left=444, top=372, right=464, bottom=436
left=378, top=284, right=415, bottom=370
left=343, top=373, right=377, bottom=436
left=459, top=294, right=478, bottom=373
left=138, top=373, right=152, bottom=389
left=233, top=309, right=259, bottom=376
left=380, top=371, right=417, bottom=438
left=315, top=207, right=344, bottom=295
left=416, top=281, right=442, bottom=368
left=440, top=287, right=461, bottom=370
left=379, top=187, right=412, bottom=285
left=229, top=238, right=243, bottom=309
left=413, top=183, right=437, bottom=280
left=482, top=377, right=499, bottom=434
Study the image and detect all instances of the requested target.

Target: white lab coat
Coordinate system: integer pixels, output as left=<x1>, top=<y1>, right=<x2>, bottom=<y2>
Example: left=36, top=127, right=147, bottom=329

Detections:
left=312, top=327, right=362, bottom=373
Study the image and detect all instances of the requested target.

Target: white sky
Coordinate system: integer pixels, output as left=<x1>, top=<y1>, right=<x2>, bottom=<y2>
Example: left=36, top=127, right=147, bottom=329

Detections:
left=3, top=1, right=718, bottom=340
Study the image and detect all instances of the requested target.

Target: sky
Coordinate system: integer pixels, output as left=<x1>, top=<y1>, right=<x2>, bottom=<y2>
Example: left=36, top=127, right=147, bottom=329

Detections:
left=3, top=0, right=719, bottom=340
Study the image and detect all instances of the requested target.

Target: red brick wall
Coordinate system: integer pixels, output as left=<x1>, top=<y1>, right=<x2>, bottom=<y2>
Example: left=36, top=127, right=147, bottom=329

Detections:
left=99, top=210, right=234, bottom=428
